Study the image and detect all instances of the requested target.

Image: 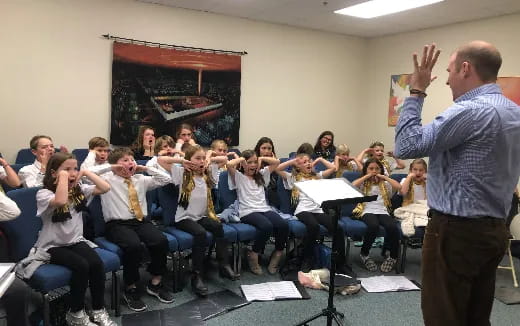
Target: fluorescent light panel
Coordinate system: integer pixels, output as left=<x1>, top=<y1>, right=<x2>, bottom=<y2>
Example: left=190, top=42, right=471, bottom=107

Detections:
left=335, top=0, right=444, bottom=19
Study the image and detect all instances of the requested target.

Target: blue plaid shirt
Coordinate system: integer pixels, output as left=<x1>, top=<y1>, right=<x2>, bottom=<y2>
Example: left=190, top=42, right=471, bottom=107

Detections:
left=395, top=83, right=520, bottom=218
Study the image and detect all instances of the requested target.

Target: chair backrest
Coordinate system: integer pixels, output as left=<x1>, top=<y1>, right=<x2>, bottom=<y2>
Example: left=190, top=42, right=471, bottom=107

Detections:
left=2, top=188, right=41, bottom=261
left=15, top=148, right=35, bottom=164
left=218, top=171, right=237, bottom=210
left=157, top=184, right=179, bottom=226
left=228, top=148, right=241, bottom=156
left=390, top=173, right=407, bottom=183
left=313, top=160, right=327, bottom=173
left=136, top=159, right=149, bottom=166
left=71, top=148, right=89, bottom=165
left=342, top=171, right=361, bottom=183
left=88, top=195, right=107, bottom=237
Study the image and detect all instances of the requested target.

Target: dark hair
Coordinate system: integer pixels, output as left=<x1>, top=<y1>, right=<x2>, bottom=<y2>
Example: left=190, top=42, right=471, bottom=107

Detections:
left=43, top=152, right=76, bottom=192
left=88, top=137, right=109, bottom=149
left=240, top=150, right=264, bottom=187
left=409, top=158, right=428, bottom=172
left=133, top=125, right=154, bottom=154
left=108, top=147, right=134, bottom=164
left=362, top=158, right=385, bottom=176
left=313, top=131, right=335, bottom=152
left=30, top=135, right=52, bottom=150
left=296, top=143, right=314, bottom=156
left=254, top=137, right=276, bottom=158
left=455, top=43, right=502, bottom=83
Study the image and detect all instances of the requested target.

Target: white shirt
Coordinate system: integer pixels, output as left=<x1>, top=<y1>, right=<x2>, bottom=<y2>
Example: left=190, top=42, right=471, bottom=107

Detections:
left=230, top=167, right=272, bottom=218
left=399, top=178, right=426, bottom=202
left=80, top=151, right=112, bottom=182
left=35, top=184, right=96, bottom=250
left=0, top=191, right=21, bottom=221
left=145, top=156, right=172, bottom=177
left=19, top=160, right=44, bottom=188
left=361, top=182, right=394, bottom=216
left=100, top=167, right=171, bottom=222
left=170, top=164, right=218, bottom=223
left=282, top=171, right=324, bottom=215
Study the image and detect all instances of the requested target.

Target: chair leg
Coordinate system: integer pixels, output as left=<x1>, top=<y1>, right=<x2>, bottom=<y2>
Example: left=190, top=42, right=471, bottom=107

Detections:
left=113, top=271, right=121, bottom=317
left=237, top=242, right=242, bottom=274
left=43, top=293, right=50, bottom=326
left=345, top=237, right=351, bottom=264
left=231, top=242, right=237, bottom=274
left=507, top=242, right=519, bottom=288
left=111, top=271, right=115, bottom=310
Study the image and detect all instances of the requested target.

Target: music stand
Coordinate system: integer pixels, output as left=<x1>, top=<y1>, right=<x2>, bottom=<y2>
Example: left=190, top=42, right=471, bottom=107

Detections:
left=293, top=178, right=376, bottom=326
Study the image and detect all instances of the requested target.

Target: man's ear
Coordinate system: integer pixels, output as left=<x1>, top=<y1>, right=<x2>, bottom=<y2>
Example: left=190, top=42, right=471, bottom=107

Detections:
left=461, top=61, right=470, bottom=78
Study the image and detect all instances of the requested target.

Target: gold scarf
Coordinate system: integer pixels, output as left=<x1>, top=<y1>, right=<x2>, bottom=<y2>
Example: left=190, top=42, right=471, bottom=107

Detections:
left=290, top=171, right=319, bottom=210
left=52, top=186, right=87, bottom=222
left=335, top=161, right=356, bottom=178
left=402, top=180, right=426, bottom=207
left=379, top=158, right=391, bottom=175
left=179, top=171, right=219, bottom=221
left=351, top=179, right=392, bottom=219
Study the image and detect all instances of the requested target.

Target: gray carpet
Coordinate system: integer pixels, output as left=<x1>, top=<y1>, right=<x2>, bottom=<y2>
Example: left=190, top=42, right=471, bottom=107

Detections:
left=107, top=244, right=520, bottom=326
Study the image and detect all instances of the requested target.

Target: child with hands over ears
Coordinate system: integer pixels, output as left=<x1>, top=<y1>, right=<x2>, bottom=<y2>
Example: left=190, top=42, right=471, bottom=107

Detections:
left=352, top=158, right=402, bottom=273
left=227, top=150, right=288, bottom=275
left=158, top=145, right=238, bottom=298
left=399, top=158, right=428, bottom=206
left=276, top=154, right=354, bottom=275
left=356, top=141, right=405, bottom=176
left=334, top=144, right=362, bottom=177
left=33, top=152, right=115, bottom=326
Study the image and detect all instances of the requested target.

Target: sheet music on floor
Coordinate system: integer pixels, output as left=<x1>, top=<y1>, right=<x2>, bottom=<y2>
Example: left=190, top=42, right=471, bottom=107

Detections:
left=294, top=178, right=363, bottom=206
left=241, top=281, right=302, bottom=301
left=359, top=276, right=420, bottom=293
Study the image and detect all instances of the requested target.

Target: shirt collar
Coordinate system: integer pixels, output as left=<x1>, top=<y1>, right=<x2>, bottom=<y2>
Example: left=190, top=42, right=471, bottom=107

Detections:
left=454, top=83, right=502, bottom=103
left=34, top=159, right=42, bottom=170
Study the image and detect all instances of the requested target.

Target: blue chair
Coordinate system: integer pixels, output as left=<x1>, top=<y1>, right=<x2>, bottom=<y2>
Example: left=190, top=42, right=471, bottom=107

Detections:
left=71, top=148, right=89, bottom=166
left=2, top=188, right=121, bottom=324
left=342, top=171, right=361, bottom=183
left=228, top=148, right=241, bottom=156
left=15, top=148, right=35, bottom=164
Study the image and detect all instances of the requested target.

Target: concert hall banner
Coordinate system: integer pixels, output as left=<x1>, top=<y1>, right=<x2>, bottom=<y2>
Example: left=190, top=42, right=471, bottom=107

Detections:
left=110, top=42, right=241, bottom=147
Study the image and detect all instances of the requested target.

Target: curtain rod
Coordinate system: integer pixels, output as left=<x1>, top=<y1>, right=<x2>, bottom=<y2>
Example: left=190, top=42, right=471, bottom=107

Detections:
left=102, top=34, right=247, bottom=55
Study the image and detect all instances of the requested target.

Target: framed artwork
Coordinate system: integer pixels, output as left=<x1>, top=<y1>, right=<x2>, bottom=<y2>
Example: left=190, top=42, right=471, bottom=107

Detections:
left=388, top=74, right=410, bottom=126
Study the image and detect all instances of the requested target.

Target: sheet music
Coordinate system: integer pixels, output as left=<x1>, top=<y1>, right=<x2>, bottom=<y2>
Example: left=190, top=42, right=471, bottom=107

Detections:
left=295, top=178, right=363, bottom=206
left=241, top=281, right=302, bottom=301
left=359, top=276, right=419, bottom=292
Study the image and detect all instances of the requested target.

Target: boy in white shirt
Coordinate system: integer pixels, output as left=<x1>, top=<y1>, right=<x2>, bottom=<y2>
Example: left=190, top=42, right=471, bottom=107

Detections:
left=18, top=135, right=56, bottom=188
left=80, top=137, right=111, bottom=177
left=100, top=147, right=173, bottom=312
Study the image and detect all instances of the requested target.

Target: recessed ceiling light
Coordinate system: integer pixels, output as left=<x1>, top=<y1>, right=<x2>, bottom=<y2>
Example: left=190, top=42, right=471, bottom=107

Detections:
left=334, top=0, right=445, bottom=19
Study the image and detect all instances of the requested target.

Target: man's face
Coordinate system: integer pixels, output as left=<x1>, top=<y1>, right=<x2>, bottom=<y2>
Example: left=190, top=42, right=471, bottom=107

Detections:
left=446, top=52, right=465, bottom=101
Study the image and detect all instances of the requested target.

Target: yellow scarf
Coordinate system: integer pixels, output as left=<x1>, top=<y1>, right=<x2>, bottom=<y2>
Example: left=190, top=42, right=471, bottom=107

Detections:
left=379, top=158, right=391, bottom=175
left=402, top=179, right=426, bottom=207
left=52, top=186, right=87, bottom=222
left=351, top=179, right=392, bottom=219
left=335, top=161, right=356, bottom=178
left=179, top=171, right=219, bottom=221
left=290, top=171, right=319, bottom=210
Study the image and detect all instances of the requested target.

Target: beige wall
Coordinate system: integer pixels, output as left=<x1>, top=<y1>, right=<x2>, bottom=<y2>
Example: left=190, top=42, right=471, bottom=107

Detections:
left=0, top=0, right=366, bottom=162
left=365, top=13, right=520, bottom=162
left=1, top=0, right=519, bottom=165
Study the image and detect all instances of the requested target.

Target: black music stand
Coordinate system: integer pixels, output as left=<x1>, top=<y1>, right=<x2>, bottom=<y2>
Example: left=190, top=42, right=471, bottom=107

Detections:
left=293, top=178, right=377, bottom=326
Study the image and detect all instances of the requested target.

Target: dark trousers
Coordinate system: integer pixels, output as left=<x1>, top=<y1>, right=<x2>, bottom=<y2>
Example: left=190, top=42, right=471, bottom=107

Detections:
left=105, top=219, right=168, bottom=286
left=421, top=214, right=508, bottom=326
left=48, top=241, right=105, bottom=312
left=361, top=213, right=400, bottom=258
left=1, top=278, right=31, bottom=326
left=296, top=211, right=346, bottom=265
left=175, top=217, right=227, bottom=272
left=241, top=211, right=289, bottom=253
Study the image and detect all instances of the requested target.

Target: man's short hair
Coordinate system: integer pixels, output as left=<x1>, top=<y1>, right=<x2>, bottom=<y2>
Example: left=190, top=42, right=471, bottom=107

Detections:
left=455, top=44, right=502, bottom=82
left=108, top=147, right=134, bottom=164
left=88, top=137, right=109, bottom=149
left=30, top=135, right=52, bottom=150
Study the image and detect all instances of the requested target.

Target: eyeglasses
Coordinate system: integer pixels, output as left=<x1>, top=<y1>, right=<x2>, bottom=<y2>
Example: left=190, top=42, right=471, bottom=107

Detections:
left=322, top=137, right=333, bottom=142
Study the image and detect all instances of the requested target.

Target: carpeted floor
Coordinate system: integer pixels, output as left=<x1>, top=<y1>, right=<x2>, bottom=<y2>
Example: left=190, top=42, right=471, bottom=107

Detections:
left=107, top=243, right=520, bottom=326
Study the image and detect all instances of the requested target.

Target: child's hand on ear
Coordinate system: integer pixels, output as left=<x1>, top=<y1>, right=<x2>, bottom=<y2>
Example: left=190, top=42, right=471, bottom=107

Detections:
left=182, top=159, right=197, bottom=172
left=111, top=164, right=126, bottom=176
left=135, top=165, right=147, bottom=173
left=0, top=158, right=8, bottom=168
left=188, top=139, right=196, bottom=146
left=56, top=170, right=69, bottom=184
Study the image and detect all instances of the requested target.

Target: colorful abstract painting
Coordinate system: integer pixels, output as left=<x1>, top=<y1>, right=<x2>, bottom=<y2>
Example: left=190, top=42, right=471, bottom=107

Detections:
left=497, top=77, right=520, bottom=106
left=388, top=74, right=410, bottom=126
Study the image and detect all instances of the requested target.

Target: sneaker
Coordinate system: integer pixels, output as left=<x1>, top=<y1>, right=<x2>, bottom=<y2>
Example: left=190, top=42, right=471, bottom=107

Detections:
left=123, top=287, right=147, bottom=312
left=65, top=310, right=97, bottom=326
left=146, top=281, right=175, bottom=303
left=380, top=257, right=397, bottom=273
left=360, top=254, right=377, bottom=272
left=89, top=308, right=116, bottom=326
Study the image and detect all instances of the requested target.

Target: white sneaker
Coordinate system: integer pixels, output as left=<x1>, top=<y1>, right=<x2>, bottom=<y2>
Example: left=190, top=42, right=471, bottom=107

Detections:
left=65, top=310, right=97, bottom=326
left=89, top=308, right=117, bottom=326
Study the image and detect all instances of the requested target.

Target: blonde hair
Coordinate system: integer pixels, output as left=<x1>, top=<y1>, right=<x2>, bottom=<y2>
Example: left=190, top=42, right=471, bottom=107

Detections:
left=336, top=144, right=350, bottom=156
left=210, top=139, right=227, bottom=151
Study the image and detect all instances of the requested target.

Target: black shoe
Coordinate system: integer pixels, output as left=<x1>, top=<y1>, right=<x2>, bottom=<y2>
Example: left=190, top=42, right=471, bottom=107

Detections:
left=301, top=259, right=313, bottom=273
left=146, top=280, right=175, bottom=304
left=191, top=273, right=208, bottom=297
left=219, top=264, right=239, bottom=281
left=123, top=287, right=147, bottom=312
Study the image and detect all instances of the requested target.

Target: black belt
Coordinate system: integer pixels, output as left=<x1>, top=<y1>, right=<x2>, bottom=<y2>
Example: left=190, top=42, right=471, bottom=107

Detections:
left=427, top=209, right=503, bottom=221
